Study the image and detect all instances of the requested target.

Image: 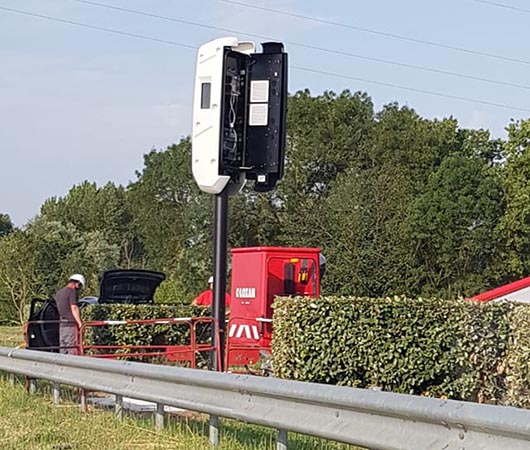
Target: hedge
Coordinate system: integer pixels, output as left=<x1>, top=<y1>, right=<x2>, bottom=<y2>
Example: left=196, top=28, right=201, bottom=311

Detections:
left=78, top=297, right=530, bottom=407
left=271, top=296, right=524, bottom=405
left=504, top=304, right=530, bottom=408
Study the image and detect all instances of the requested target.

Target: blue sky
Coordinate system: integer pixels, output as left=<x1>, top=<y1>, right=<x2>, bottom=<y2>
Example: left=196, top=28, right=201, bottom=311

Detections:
left=1, top=0, right=529, bottom=226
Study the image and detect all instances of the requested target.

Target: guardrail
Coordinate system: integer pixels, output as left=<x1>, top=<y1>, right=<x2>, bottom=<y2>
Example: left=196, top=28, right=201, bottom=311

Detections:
left=1, top=347, right=530, bottom=450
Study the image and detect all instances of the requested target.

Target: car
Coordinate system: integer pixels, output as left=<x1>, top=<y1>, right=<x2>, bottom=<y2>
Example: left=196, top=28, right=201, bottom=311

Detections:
left=26, top=269, right=166, bottom=351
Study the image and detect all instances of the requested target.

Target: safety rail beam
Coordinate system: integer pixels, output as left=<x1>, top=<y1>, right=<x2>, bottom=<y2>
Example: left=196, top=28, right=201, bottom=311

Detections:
left=1, top=348, right=530, bottom=449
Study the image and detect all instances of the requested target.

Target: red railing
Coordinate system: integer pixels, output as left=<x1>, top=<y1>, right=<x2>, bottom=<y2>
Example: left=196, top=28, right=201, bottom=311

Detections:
left=26, top=317, right=221, bottom=370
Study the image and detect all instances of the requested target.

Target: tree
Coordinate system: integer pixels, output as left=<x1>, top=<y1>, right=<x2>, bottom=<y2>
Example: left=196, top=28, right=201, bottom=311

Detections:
left=129, top=139, right=212, bottom=300
left=0, top=213, right=14, bottom=237
left=0, top=90, right=514, bottom=307
left=0, top=231, right=43, bottom=324
left=367, top=104, right=462, bottom=187
left=40, top=181, right=138, bottom=267
left=323, top=165, right=416, bottom=296
left=297, top=100, right=504, bottom=298
left=494, top=119, right=530, bottom=280
left=406, top=153, right=504, bottom=297
left=25, top=217, right=119, bottom=297
left=228, top=190, right=282, bottom=248
left=281, top=89, right=374, bottom=197
left=273, top=90, right=375, bottom=254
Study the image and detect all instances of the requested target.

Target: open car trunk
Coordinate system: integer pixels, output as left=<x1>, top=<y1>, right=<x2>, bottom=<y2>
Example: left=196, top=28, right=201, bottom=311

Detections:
left=98, top=269, right=166, bottom=304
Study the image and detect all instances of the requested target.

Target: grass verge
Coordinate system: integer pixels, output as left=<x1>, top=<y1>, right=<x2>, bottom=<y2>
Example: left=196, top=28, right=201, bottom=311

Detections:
left=0, top=326, right=23, bottom=347
left=0, top=377, right=360, bottom=450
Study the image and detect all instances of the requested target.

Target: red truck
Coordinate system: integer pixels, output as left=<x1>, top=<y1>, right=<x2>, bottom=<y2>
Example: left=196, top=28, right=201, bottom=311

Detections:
left=226, top=246, right=321, bottom=368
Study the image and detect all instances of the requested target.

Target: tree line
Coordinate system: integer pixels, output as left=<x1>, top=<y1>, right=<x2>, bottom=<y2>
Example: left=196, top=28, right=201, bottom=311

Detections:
left=1, top=89, right=529, bottom=324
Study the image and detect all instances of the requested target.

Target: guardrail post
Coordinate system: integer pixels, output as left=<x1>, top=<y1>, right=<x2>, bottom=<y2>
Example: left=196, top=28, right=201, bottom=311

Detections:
left=115, top=394, right=123, bottom=420
left=209, top=415, right=219, bottom=447
left=28, top=378, right=37, bottom=395
left=277, top=429, right=288, bottom=450
left=8, top=373, right=14, bottom=386
left=80, top=388, right=87, bottom=411
left=52, top=382, right=60, bottom=405
left=155, top=403, right=164, bottom=431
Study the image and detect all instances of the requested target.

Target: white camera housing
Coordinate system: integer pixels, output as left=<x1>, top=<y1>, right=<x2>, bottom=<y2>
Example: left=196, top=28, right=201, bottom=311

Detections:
left=192, top=37, right=255, bottom=194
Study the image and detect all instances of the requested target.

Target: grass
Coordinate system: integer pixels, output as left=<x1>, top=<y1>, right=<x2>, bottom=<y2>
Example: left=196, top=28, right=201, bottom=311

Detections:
left=0, top=379, right=359, bottom=450
left=0, top=325, right=24, bottom=347
left=0, top=327, right=361, bottom=450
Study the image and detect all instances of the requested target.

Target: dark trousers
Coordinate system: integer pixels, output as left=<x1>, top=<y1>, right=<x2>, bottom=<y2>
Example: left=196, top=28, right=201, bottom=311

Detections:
left=59, top=324, right=78, bottom=355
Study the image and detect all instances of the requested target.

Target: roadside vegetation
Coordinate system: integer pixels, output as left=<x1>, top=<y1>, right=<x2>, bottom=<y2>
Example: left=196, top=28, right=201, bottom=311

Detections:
left=2, top=94, right=530, bottom=323
left=0, top=326, right=23, bottom=347
left=0, top=378, right=358, bottom=450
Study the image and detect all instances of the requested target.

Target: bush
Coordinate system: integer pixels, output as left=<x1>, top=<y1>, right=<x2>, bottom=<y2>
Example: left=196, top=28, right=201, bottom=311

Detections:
left=503, top=304, right=530, bottom=408
left=153, top=276, right=192, bottom=305
left=272, top=296, right=513, bottom=403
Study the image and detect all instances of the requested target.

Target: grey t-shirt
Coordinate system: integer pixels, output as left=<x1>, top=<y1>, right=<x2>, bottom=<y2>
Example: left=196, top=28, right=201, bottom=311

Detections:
left=55, top=287, right=78, bottom=324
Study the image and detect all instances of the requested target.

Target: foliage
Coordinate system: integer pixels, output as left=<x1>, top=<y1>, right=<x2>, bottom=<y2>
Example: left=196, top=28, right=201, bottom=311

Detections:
left=0, top=231, right=43, bottom=324
left=81, top=304, right=211, bottom=361
left=128, top=139, right=212, bottom=298
left=323, top=166, right=416, bottom=296
left=272, top=296, right=512, bottom=403
left=2, top=91, right=530, bottom=329
left=273, top=90, right=374, bottom=253
left=0, top=326, right=23, bottom=347
left=0, top=213, right=14, bottom=237
left=405, top=153, right=504, bottom=297
left=494, top=119, right=530, bottom=280
left=40, top=181, right=138, bottom=268
left=503, top=304, right=530, bottom=408
left=25, top=217, right=119, bottom=297
left=154, top=274, right=195, bottom=305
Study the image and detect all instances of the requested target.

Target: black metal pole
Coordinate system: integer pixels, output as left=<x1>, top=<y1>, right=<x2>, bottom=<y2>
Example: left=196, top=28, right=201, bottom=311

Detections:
left=212, top=189, right=228, bottom=371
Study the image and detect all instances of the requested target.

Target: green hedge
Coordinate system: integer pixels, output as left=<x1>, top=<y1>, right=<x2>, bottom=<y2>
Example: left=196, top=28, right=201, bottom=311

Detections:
left=77, top=297, right=530, bottom=407
left=503, top=304, right=530, bottom=408
left=272, top=296, right=522, bottom=404
left=81, top=304, right=211, bottom=362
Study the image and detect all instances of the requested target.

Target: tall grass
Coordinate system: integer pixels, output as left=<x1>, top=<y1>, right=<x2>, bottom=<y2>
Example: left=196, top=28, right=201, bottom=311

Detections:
left=0, top=326, right=23, bottom=347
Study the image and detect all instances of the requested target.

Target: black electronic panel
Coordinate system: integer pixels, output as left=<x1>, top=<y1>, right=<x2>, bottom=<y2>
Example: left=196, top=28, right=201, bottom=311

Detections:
left=244, top=42, right=288, bottom=192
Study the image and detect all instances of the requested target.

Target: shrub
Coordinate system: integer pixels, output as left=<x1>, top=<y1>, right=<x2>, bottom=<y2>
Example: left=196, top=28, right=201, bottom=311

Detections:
left=503, top=304, right=530, bottom=408
left=272, top=296, right=512, bottom=403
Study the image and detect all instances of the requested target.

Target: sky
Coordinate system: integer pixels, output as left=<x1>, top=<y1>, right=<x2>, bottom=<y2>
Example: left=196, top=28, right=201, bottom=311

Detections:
left=1, top=0, right=529, bottom=226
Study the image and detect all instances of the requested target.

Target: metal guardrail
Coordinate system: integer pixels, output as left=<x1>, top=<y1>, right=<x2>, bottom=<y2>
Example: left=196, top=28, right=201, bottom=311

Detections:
left=1, top=347, right=530, bottom=450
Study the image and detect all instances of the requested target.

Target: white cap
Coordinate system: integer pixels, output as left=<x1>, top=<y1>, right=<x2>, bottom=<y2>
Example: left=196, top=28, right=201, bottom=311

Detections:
left=70, top=274, right=86, bottom=287
left=208, top=276, right=214, bottom=284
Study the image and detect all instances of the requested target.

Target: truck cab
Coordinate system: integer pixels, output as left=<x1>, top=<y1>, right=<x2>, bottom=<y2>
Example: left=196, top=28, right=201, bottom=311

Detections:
left=226, top=247, right=321, bottom=368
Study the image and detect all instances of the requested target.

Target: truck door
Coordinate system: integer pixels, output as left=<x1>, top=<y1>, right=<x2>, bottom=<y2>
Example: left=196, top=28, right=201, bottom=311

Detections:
left=263, top=257, right=318, bottom=339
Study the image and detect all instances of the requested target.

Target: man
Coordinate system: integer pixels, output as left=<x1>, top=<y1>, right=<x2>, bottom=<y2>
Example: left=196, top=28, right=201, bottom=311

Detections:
left=192, top=276, right=231, bottom=308
left=319, top=253, right=327, bottom=281
left=55, top=274, right=85, bottom=355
